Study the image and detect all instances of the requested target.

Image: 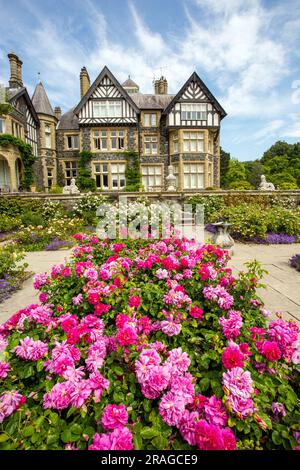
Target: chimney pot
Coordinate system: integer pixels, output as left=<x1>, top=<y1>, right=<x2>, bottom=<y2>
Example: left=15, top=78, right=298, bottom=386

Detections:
left=80, top=67, right=90, bottom=98
left=154, top=76, right=168, bottom=95
left=54, top=106, right=62, bottom=120
left=8, top=52, right=21, bottom=88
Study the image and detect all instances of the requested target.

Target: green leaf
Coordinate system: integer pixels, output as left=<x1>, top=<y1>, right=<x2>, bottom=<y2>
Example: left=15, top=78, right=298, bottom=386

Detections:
left=23, top=425, right=35, bottom=437
left=199, top=377, right=210, bottom=391
left=61, top=430, right=73, bottom=443
left=152, top=435, right=168, bottom=450
left=272, top=430, right=282, bottom=445
left=0, top=434, right=9, bottom=442
left=140, top=427, right=160, bottom=440
left=133, top=434, right=143, bottom=450
left=36, top=360, right=44, bottom=372
left=113, top=365, right=124, bottom=376
left=70, top=424, right=82, bottom=435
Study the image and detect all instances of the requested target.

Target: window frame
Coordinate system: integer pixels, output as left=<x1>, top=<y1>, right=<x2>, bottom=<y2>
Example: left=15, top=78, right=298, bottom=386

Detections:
left=144, top=113, right=157, bottom=127
left=45, top=124, right=51, bottom=149
left=64, top=161, right=78, bottom=185
left=144, top=135, right=158, bottom=155
left=181, top=103, right=207, bottom=121
left=93, top=100, right=122, bottom=118
left=182, top=131, right=205, bottom=153
left=66, top=135, right=79, bottom=150
left=0, top=118, right=5, bottom=134
left=183, top=162, right=205, bottom=189
left=141, top=164, right=163, bottom=191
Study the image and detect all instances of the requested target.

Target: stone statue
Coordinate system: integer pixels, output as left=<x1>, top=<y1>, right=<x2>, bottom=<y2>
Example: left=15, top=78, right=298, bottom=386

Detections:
left=259, top=175, right=275, bottom=191
left=63, top=178, right=80, bottom=195
left=165, top=165, right=177, bottom=191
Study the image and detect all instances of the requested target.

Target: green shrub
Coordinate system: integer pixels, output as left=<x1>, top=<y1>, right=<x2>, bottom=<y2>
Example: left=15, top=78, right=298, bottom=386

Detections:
left=0, top=214, right=22, bottom=233
left=49, top=185, right=63, bottom=194
left=186, top=195, right=225, bottom=223
left=213, top=203, right=300, bottom=239
left=20, top=211, right=45, bottom=227
left=228, top=180, right=253, bottom=190
left=73, top=193, right=109, bottom=220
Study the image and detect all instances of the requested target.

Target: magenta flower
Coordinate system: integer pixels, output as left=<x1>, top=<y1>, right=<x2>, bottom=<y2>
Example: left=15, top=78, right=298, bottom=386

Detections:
left=0, top=390, right=26, bottom=423
left=159, top=391, right=186, bottom=427
left=195, top=419, right=225, bottom=450
left=15, top=337, right=48, bottom=361
left=222, top=344, right=245, bottom=369
left=261, top=341, right=281, bottom=362
left=72, top=294, right=83, bottom=305
left=179, top=410, right=199, bottom=446
left=88, top=432, right=111, bottom=450
left=160, top=319, right=182, bottom=337
left=101, top=404, right=128, bottom=430
left=116, top=325, right=138, bottom=347
left=109, top=426, right=134, bottom=450
left=222, top=367, right=253, bottom=399
left=0, top=362, right=10, bottom=379
left=204, top=395, right=228, bottom=427
left=219, top=310, right=243, bottom=339
left=128, top=295, right=141, bottom=308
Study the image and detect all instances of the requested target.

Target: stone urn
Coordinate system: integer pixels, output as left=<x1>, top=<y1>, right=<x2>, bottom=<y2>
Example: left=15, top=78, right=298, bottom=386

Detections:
left=211, top=221, right=234, bottom=254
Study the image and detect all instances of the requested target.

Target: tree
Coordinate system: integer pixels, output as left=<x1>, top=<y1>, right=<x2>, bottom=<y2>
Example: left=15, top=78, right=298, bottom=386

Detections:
left=248, top=161, right=264, bottom=188
left=225, top=159, right=247, bottom=188
left=220, top=147, right=230, bottom=188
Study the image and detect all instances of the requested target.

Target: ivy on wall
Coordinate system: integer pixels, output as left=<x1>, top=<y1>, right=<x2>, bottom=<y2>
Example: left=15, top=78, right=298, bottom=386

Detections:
left=124, top=150, right=141, bottom=191
left=0, top=103, right=12, bottom=116
left=0, top=134, right=36, bottom=190
left=77, top=151, right=96, bottom=192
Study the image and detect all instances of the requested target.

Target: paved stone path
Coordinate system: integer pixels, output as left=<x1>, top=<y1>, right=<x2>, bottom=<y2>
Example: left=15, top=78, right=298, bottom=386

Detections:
left=0, top=242, right=299, bottom=324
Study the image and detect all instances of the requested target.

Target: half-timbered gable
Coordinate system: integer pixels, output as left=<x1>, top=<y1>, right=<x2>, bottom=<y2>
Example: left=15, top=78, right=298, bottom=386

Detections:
left=163, top=72, right=226, bottom=128
left=74, top=67, right=139, bottom=125
left=9, top=88, right=39, bottom=156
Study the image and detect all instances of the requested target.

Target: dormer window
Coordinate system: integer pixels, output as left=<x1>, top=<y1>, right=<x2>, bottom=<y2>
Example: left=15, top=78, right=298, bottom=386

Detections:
left=93, top=100, right=122, bottom=118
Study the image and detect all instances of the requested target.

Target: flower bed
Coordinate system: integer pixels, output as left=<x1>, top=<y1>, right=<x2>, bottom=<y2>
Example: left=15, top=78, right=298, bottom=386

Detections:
left=0, top=235, right=299, bottom=450
left=289, top=254, right=300, bottom=272
left=0, top=245, right=29, bottom=303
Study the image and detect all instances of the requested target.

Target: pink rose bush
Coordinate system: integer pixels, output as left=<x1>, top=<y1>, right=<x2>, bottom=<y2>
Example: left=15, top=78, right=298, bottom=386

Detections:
left=0, top=234, right=299, bottom=450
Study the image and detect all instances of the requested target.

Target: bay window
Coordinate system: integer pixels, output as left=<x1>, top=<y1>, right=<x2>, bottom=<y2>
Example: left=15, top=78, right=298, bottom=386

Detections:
left=183, top=163, right=204, bottom=189
left=183, top=131, right=204, bottom=152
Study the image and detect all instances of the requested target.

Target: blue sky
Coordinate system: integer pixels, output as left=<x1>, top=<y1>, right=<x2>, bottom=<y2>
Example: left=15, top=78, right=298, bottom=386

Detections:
left=1, top=0, right=300, bottom=161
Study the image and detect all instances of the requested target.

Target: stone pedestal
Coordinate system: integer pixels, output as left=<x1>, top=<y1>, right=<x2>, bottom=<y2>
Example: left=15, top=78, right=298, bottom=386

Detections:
left=63, top=178, right=80, bottom=195
left=165, top=165, right=177, bottom=191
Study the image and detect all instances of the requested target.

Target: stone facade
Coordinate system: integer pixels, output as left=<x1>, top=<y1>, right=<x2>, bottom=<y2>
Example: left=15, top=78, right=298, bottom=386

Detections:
left=1, top=54, right=226, bottom=193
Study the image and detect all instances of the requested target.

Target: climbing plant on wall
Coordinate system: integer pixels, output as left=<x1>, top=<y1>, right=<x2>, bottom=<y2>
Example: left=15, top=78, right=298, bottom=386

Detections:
left=0, top=134, right=36, bottom=190
left=124, top=150, right=141, bottom=191
left=77, top=151, right=96, bottom=192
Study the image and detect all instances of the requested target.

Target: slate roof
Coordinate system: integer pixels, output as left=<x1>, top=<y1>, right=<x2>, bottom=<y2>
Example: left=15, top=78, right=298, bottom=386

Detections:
left=32, top=82, right=55, bottom=117
left=7, top=86, right=39, bottom=124
left=122, top=77, right=139, bottom=89
left=131, top=93, right=174, bottom=110
left=57, top=108, right=79, bottom=130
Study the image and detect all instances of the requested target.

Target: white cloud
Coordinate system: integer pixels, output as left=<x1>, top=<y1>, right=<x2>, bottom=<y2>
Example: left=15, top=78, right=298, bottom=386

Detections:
left=252, top=120, right=285, bottom=142
left=0, top=0, right=299, bottom=155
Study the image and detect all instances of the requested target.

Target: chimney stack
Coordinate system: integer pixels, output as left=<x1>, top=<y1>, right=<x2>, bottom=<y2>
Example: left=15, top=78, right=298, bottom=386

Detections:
left=54, top=106, right=62, bottom=120
left=8, top=52, right=21, bottom=88
left=80, top=67, right=90, bottom=99
left=17, top=58, right=23, bottom=86
left=154, top=76, right=168, bottom=95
